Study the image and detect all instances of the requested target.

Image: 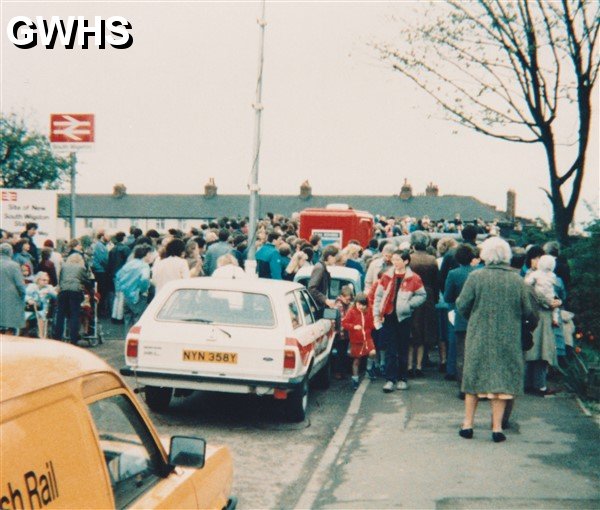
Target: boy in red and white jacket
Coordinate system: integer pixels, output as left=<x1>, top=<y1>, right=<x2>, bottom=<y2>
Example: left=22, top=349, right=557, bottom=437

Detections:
left=342, top=293, right=377, bottom=390
left=373, top=249, right=426, bottom=392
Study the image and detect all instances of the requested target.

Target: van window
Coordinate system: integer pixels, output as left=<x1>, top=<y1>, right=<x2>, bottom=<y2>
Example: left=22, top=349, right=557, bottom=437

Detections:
left=88, top=394, right=165, bottom=509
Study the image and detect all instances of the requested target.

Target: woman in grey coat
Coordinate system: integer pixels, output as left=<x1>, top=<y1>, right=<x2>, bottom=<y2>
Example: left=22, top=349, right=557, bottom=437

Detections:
left=456, top=237, right=537, bottom=443
left=0, top=243, right=27, bottom=334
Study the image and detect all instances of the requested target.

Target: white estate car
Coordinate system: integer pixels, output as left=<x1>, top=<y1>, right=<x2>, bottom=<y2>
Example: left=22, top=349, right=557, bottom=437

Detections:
left=120, top=278, right=335, bottom=422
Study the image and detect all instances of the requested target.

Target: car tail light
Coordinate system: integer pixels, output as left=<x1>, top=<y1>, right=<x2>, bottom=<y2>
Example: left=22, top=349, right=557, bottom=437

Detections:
left=273, top=389, right=288, bottom=400
left=284, top=350, right=296, bottom=370
left=126, top=326, right=141, bottom=363
left=126, top=339, right=138, bottom=358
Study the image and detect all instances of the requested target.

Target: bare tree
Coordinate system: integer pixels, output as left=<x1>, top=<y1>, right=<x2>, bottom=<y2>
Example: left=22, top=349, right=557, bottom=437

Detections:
left=374, top=0, right=599, bottom=243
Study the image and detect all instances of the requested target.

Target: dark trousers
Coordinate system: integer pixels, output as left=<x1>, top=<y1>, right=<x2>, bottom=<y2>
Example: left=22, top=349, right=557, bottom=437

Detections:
left=124, top=297, right=148, bottom=331
left=383, top=315, right=411, bottom=383
left=93, top=271, right=109, bottom=317
left=455, top=331, right=466, bottom=384
left=54, top=290, right=83, bottom=343
left=332, top=333, right=349, bottom=375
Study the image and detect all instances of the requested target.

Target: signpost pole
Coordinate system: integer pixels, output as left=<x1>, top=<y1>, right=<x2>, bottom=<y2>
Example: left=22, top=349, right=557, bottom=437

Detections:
left=69, top=152, right=77, bottom=239
left=246, top=0, right=266, bottom=274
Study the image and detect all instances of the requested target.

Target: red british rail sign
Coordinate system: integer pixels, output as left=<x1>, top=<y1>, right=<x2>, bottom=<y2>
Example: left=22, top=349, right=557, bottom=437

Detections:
left=50, top=114, right=94, bottom=143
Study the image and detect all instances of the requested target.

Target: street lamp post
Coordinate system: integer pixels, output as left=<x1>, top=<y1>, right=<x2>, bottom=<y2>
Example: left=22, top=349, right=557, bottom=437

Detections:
left=246, top=0, right=266, bottom=276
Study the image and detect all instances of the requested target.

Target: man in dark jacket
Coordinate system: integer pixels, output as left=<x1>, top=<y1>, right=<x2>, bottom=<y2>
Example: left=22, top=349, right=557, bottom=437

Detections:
left=308, top=245, right=339, bottom=310
left=20, top=222, right=39, bottom=271
left=439, top=224, right=479, bottom=292
left=107, top=232, right=131, bottom=314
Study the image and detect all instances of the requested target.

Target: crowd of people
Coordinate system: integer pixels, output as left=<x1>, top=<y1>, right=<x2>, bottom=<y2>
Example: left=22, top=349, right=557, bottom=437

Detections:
left=0, top=214, right=574, bottom=442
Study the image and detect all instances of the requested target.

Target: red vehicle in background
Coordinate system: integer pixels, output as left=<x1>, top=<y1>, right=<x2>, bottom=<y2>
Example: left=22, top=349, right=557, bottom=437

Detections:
left=299, top=205, right=374, bottom=248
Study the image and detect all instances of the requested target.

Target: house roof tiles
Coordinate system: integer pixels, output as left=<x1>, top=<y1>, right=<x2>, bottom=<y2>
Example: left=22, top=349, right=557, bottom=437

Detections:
left=57, top=193, right=507, bottom=222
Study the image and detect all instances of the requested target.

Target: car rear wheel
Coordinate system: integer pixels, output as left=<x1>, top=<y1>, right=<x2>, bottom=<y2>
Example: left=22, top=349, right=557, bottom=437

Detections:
left=286, top=377, right=309, bottom=422
left=145, top=386, right=172, bottom=413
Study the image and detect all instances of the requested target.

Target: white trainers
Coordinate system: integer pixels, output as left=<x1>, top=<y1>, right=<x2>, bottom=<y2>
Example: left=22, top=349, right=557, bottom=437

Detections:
left=382, top=381, right=394, bottom=393
left=396, top=380, right=409, bottom=390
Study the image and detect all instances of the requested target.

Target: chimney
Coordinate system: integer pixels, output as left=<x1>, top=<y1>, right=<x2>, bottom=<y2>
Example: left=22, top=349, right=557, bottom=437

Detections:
left=204, top=177, right=217, bottom=198
left=506, top=189, right=516, bottom=220
left=300, top=180, right=312, bottom=200
left=425, top=182, right=439, bottom=197
left=399, top=178, right=413, bottom=200
left=113, top=183, right=127, bottom=198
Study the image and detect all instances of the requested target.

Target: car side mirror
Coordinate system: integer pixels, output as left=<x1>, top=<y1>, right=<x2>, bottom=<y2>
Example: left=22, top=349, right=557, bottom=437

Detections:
left=169, top=436, right=206, bottom=468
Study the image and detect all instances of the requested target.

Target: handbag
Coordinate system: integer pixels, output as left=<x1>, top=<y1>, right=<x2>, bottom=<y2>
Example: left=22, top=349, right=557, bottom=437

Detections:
left=521, top=319, right=535, bottom=351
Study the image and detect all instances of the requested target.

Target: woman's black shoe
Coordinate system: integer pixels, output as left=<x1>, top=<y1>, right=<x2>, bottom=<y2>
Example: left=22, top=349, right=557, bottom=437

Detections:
left=415, top=369, right=425, bottom=378
left=492, top=432, right=506, bottom=443
left=459, top=428, right=473, bottom=439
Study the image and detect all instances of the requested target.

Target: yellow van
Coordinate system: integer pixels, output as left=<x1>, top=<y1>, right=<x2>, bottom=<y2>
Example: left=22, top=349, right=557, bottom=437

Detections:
left=0, top=337, right=236, bottom=510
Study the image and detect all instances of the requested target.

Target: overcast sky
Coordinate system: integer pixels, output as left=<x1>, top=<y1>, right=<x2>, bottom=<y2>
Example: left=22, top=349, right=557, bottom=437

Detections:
left=2, top=1, right=598, bottom=223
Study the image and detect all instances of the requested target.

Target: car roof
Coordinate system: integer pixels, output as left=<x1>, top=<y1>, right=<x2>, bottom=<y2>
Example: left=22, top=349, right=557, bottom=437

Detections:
left=1, top=337, right=114, bottom=403
left=387, top=233, right=488, bottom=245
left=295, top=265, right=361, bottom=280
left=158, top=276, right=306, bottom=295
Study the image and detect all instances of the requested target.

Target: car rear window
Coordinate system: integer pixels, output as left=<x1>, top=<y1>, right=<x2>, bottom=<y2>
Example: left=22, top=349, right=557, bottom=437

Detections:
left=156, top=289, right=276, bottom=327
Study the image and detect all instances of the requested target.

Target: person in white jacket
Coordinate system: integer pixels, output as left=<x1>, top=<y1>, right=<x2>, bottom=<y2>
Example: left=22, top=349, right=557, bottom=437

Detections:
left=152, top=238, right=190, bottom=294
left=212, top=254, right=247, bottom=279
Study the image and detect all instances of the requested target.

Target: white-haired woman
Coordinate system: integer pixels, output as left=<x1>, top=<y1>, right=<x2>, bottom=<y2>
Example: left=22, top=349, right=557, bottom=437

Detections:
left=25, top=271, right=57, bottom=338
left=212, top=253, right=246, bottom=279
left=456, top=237, right=538, bottom=443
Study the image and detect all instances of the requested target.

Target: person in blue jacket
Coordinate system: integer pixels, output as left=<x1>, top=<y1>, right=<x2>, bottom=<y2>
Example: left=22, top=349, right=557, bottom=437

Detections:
left=256, top=232, right=283, bottom=279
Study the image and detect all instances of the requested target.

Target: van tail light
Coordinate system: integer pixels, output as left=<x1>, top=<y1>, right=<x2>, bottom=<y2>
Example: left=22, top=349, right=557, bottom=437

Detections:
left=126, top=326, right=141, bottom=364
left=284, top=350, right=296, bottom=370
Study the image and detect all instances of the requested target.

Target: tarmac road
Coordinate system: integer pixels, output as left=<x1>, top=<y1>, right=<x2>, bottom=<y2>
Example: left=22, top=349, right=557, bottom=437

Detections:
left=91, top=319, right=599, bottom=509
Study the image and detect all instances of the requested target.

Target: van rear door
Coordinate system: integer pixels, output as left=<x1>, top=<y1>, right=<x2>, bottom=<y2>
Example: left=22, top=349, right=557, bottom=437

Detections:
left=1, top=382, right=114, bottom=510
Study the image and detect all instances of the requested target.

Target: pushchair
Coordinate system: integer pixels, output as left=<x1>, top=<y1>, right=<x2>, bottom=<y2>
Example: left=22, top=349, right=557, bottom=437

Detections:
left=81, top=281, right=104, bottom=347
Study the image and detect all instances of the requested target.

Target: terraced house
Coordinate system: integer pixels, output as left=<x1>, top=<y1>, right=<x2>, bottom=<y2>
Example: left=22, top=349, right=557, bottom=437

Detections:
left=56, top=180, right=516, bottom=237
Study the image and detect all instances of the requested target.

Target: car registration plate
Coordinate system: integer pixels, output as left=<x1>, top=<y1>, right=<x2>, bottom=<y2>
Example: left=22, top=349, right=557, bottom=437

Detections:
left=183, top=350, right=238, bottom=364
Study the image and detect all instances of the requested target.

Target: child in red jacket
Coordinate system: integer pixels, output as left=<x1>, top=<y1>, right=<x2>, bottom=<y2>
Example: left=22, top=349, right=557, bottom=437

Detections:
left=342, top=293, right=377, bottom=390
